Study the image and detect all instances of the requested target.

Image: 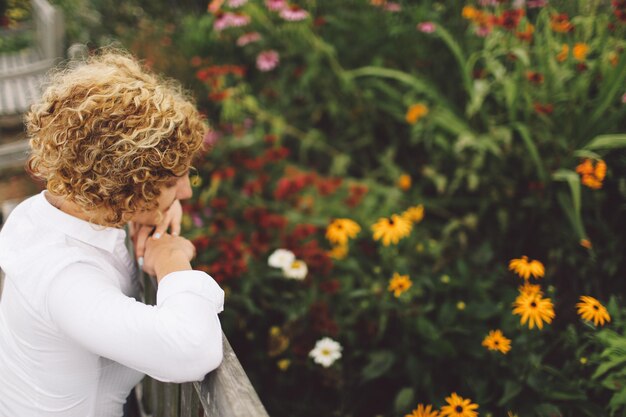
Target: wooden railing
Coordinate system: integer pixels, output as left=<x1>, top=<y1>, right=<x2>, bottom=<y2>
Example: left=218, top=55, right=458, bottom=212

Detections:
left=139, top=271, right=270, bottom=417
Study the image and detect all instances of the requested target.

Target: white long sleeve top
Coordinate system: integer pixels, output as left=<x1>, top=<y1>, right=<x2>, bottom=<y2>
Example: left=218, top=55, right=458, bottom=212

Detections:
left=0, top=191, right=224, bottom=417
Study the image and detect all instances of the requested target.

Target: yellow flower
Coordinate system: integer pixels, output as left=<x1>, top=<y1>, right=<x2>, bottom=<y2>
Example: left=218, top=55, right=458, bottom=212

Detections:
left=456, top=301, right=466, bottom=311
left=518, top=282, right=542, bottom=297
left=512, top=292, right=555, bottom=330
left=576, top=159, right=607, bottom=189
left=557, top=44, right=569, bottom=62
left=372, top=214, right=412, bottom=246
left=277, top=359, right=291, bottom=371
left=577, top=296, right=611, bottom=326
left=462, top=6, right=479, bottom=20
left=509, top=256, right=544, bottom=280
left=388, top=273, right=412, bottom=297
left=573, top=43, right=589, bottom=61
left=328, top=244, right=348, bottom=260
left=403, top=204, right=425, bottom=224
left=406, top=103, right=429, bottom=124
left=406, top=404, right=440, bottom=417
left=326, top=218, right=361, bottom=246
left=579, top=239, right=592, bottom=249
left=508, top=412, right=519, bottom=417
left=608, top=51, right=619, bottom=67
left=482, top=329, right=512, bottom=354
left=398, top=174, right=412, bottom=190
left=268, top=326, right=290, bottom=357
left=440, top=393, right=479, bottom=417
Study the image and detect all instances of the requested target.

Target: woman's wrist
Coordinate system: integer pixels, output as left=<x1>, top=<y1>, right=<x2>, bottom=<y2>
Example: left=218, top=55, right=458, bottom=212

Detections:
left=155, top=249, right=192, bottom=283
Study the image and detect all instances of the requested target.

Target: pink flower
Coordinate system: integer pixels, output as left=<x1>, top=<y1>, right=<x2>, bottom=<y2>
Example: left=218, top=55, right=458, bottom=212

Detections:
left=256, top=50, right=280, bottom=71
left=227, top=0, right=248, bottom=7
left=622, top=92, right=626, bottom=104
left=265, top=0, right=287, bottom=11
left=237, top=31, right=262, bottom=46
left=279, top=5, right=309, bottom=21
left=475, top=26, right=492, bottom=37
left=214, top=12, right=251, bottom=31
left=383, top=2, right=402, bottom=12
left=203, top=130, right=222, bottom=146
left=527, top=0, right=548, bottom=7
left=417, top=22, right=436, bottom=33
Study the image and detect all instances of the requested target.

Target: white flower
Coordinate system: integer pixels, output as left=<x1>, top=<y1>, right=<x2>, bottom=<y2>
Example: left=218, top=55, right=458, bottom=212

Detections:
left=309, top=337, right=342, bottom=368
left=282, top=259, right=308, bottom=280
left=268, top=249, right=295, bottom=269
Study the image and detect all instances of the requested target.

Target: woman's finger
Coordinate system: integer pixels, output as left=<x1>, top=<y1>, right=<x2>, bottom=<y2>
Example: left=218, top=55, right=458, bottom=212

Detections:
left=169, top=200, right=183, bottom=236
left=134, top=225, right=154, bottom=265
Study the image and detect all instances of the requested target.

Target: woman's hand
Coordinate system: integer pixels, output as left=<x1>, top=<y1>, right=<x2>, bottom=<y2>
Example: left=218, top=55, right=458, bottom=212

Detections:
left=130, top=200, right=184, bottom=267
left=143, top=233, right=196, bottom=281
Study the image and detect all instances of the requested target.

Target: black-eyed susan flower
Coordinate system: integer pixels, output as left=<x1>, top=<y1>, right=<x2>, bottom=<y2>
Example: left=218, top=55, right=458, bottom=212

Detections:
left=327, top=244, right=348, bottom=260
left=509, top=256, right=545, bottom=280
left=405, top=103, right=429, bottom=124
left=388, top=273, right=412, bottom=297
left=512, top=292, right=555, bottom=330
left=406, top=404, right=440, bottom=417
left=403, top=204, right=425, bottom=224
left=482, top=329, right=512, bottom=354
left=398, top=174, right=412, bottom=190
left=518, top=282, right=542, bottom=297
left=372, top=214, right=412, bottom=246
left=326, top=218, right=361, bottom=246
left=439, top=393, right=479, bottom=417
left=577, top=296, right=611, bottom=326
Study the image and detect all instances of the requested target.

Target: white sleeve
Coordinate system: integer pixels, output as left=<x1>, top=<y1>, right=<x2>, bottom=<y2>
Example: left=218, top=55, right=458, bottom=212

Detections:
left=47, top=263, right=224, bottom=383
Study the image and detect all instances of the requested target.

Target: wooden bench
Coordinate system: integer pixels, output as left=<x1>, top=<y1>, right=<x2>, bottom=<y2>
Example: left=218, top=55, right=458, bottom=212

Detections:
left=0, top=0, right=64, bottom=124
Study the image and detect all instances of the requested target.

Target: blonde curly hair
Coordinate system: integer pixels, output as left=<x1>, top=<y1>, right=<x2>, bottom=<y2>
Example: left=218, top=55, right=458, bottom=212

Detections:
left=26, top=50, right=208, bottom=227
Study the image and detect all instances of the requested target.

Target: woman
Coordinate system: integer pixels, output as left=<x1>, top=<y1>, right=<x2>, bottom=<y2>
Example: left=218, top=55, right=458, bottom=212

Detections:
left=0, top=51, right=224, bottom=417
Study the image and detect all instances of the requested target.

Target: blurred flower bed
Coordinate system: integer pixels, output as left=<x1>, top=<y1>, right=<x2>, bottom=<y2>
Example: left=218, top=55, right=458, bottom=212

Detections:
left=94, top=0, right=626, bottom=415
left=0, top=0, right=32, bottom=53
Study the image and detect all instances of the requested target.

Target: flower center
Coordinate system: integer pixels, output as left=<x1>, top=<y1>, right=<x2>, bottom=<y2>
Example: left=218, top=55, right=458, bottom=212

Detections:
left=455, top=405, right=463, bottom=413
left=593, top=305, right=599, bottom=310
left=530, top=301, right=537, bottom=308
left=494, top=340, right=499, bottom=345
left=321, top=348, right=330, bottom=356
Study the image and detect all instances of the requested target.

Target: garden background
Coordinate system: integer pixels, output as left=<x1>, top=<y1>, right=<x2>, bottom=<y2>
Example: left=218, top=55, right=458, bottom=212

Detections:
left=2, top=0, right=626, bottom=416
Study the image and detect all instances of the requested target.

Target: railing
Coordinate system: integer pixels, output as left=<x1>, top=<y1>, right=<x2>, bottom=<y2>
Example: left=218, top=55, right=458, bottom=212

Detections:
left=139, top=271, right=270, bottom=417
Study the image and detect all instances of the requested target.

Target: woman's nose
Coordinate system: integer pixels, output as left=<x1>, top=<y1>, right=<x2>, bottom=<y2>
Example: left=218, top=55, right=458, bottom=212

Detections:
left=176, top=175, right=193, bottom=200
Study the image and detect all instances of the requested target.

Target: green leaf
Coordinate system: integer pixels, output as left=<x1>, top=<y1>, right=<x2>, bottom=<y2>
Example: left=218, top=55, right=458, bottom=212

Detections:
left=583, top=134, right=626, bottom=150
left=511, top=123, right=547, bottom=182
left=553, top=169, right=582, bottom=217
left=361, top=350, right=396, bottom=382
left=393, top=387, right=415, bottom=414
left=497, top=380, right=523, bottom=406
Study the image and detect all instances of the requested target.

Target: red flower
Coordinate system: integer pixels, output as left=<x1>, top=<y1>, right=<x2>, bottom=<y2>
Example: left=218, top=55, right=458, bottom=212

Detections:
left=309, top=301, right=339, bottom=337
left=293, top=240, right=333, bottom=276
left=345, top=183, right=369, bottom=207
left=533, top=102, right=554, bottom=115
left=319, top=279, right=341, bottom=295
left=495, top=9, right=524, bottom=30
left=316, top=177, right=343, bottom=196
left=264, top=146, right=290, bottom=162
left=526, top=71, right=544, bottom=84
left=210, top=197, right=229, bottom=210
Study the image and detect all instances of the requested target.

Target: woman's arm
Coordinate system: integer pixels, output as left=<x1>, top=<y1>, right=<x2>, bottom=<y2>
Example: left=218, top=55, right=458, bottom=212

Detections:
left=47, top=263, right=224, bottom=383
